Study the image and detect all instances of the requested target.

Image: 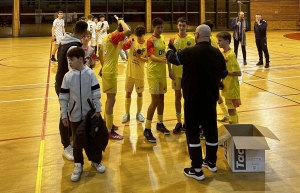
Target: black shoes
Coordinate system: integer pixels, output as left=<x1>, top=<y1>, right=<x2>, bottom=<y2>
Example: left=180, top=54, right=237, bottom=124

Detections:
left=144, top=129, right=156, bottom=143
left=183, top=167, right=205, bottom=181
left=51, top=55, right=57, bottom=62
left=156, top=123, right=170, bottom=135
left=256, top=61, right=263, bottom=66
left=243, top=60, right=247, bottom=65
left=202, top=159, right=218, bottom=172
left=264, top=62, right=270, bottom=68
left=173, top=123, right=183, bottom=134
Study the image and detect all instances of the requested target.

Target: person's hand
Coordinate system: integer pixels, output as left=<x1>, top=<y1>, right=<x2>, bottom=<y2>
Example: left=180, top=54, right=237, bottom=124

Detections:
left=91, top=112, right=100, bottom=118
left=136, top=52, right=142, bottom=58
left=52, top=36, right=56, bottom=42
left=62, top=118, right=69, bottom=127
left=161, top=56, right=167, bottom=63
left=168, top=43, right=177, bottom=52
left=169, top=69, right=175, bottom=80
left=237, top=21, right=241, bottom=26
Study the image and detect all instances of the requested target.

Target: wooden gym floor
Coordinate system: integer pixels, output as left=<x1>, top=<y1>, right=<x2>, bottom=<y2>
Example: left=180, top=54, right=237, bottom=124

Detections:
left=0, top=30, right=300, bottom=193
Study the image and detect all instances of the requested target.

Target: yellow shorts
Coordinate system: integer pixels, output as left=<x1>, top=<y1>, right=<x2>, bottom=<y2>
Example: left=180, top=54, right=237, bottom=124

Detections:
left=125, top=76, right=144, bottom=93
left=172, top=77, right=182, bottom=90
left=148, top=77, right=167, bottom=94
left=225, top=99, right=241, bottom=109
left=102, top=75, right=117, bottom=93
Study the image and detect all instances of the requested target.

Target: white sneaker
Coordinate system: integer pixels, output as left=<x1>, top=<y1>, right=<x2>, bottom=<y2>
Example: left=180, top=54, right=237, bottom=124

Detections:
left=71, top=163, right=83, bottom=182
left=91, top=162, right=106, bottom=173
left=136, top=112, right=145, bottom=122
left=122, top=113, right=130, bottom=123
left=62, top=145, right=74, bottom=161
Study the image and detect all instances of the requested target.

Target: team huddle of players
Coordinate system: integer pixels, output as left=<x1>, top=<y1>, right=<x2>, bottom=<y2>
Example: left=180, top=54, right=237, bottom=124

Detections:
left=82, top=15, right=241, bottom=142
left=52, top=13, right=240, bottom=142
left=51, top=12, right=242, bottom=182
left=52, top=13, right=241, bottom=142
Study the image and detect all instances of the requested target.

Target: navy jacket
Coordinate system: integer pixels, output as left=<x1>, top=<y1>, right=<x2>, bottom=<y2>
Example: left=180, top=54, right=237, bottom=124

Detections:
left=231, top=17, right=249, bottom=40
left=254, top=19, right=267, bottom=39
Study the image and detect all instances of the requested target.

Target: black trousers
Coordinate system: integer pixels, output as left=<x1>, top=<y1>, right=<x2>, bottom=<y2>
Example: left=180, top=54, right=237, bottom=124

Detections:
left=55, top=81, right=72, bottom=148
left=70, top=121, right=102, bottom=165
left=256, top=38, right=270, bottom=63
left=184, top=100, right=218, bottom=168
left=233, top=38, right=246, bottom=60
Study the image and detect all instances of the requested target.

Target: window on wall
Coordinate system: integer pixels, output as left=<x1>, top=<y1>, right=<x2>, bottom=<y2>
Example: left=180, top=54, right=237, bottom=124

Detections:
left=187, top=0, right=199, bottom=30
left=205, top=0, right=246, bottom=30
left=216, top=0, right=228, bottom=29
left=91, top=0, right=146, bottom=33
left=19, top=0, right=84, bottom=36
left=152, top=1, right=172, bottom=30
left=205, top=0, right=216, bottom=27
left=0, top=0, right=13, bottom=37
left=124, top=0, right=146, bottom=31
left=152, top=0, right=199, bottom=31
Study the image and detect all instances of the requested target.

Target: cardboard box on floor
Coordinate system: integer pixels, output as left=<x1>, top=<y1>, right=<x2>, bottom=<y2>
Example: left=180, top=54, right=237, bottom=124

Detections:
left=218, top=124, right=279, bottom=172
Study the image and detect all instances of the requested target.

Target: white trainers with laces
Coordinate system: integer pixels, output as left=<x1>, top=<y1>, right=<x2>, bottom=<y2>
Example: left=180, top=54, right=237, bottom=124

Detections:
left=63, top=145, right=74, bottom=161
left=91, top=162, right=106, bottom=173
left=122, top=113, right=130, bottom=123
left=136, top=112, right=145, bottom=122
left=71, top=163, right=83, bottom=182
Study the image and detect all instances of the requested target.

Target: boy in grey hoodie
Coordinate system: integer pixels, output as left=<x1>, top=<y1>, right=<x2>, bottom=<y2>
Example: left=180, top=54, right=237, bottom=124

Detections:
left=59, top=47, right=104, bottom=182
left=55, top=21, right=87, bottom=161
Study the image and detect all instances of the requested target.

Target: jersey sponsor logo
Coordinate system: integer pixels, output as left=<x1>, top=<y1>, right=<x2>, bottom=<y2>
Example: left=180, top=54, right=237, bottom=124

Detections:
left=154, top=42, right=159, bottom=48
left=187, top=41, right=191, bottom=46
left=175, top=41, right=179, bottom=47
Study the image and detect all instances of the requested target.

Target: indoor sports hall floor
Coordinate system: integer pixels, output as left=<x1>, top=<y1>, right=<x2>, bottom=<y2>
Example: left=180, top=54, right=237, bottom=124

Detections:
left=0, top=30, right=300, bottom=193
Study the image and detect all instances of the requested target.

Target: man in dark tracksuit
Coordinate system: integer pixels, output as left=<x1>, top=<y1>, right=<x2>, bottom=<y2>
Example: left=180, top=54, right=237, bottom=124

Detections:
left=254, top=13, right=270, bottom=68
left=166, top=24, right=227, bottom=181
left=55, top=21, right=87, bottom=161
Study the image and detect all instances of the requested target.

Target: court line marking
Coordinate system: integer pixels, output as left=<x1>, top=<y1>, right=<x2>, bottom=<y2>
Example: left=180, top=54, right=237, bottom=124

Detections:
left=35, top=140, right=44, bottom=193
left=0, top=97, right=57, bottom=103
left=35, top=40, right=52, bottom=193
left=0, top=103, right=299, bottom=143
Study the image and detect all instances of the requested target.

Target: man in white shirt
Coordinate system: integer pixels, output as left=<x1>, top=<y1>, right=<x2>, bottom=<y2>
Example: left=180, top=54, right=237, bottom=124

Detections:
left=86, top=14, right=97, bottom=50
left=51, top=11, right=65, bottom=62
left=96, top=14, right=109, bottom=57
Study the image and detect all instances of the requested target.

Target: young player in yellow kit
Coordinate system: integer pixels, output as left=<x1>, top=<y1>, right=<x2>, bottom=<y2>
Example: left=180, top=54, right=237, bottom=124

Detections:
left=144, top=18, right=169, bottom=143
left=121, top=26, right=147, bottom=123
left=168, top=17, right=195, bottom=134
left=99, top=18, right=131, bottom=139
left=202, top=20, right=229, bottom=123
left=216, top=32, right=241, bottom=124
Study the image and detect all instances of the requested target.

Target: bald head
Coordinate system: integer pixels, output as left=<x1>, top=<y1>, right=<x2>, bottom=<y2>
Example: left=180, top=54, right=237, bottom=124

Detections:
left=194, top=24, right=211, bottom=43
left=238, top=11, right=245, bottom=19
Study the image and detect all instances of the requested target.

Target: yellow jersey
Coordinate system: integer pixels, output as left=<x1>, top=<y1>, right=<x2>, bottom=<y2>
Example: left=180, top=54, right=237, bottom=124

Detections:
left=146, top=34, right=166, bottom=79
left=210, top=35, right=219, bottom=49
left=169, top=33, right=195, bottom=78
left=221, top=49, right=241, bottom=99
left=125, top=38, right=147, bottom=80
left=102, top=32, right=124, bottom=78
